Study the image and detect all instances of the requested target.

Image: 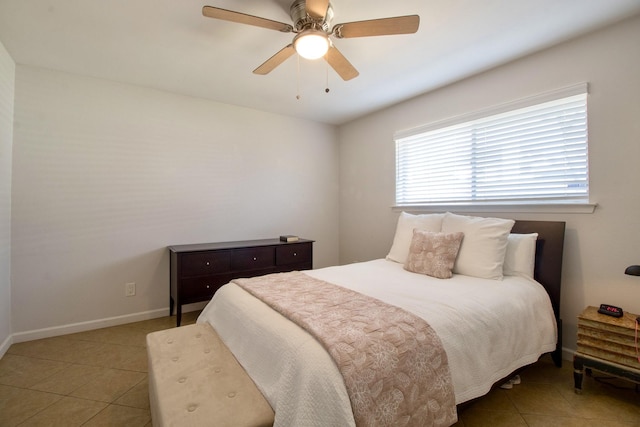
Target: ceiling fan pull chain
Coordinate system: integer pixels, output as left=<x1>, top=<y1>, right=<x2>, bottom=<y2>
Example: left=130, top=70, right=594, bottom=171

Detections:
left=296, top=54, right=301, bottom=100
left=325, top=58, right=330, bottom=93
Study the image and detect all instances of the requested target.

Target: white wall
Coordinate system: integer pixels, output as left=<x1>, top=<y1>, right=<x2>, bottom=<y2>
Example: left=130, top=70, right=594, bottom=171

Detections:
left=11, top=66, right=339, bottom=335
left=0, top=40, right=15, bottom=353
left=337, top=14, right=640, bottom=355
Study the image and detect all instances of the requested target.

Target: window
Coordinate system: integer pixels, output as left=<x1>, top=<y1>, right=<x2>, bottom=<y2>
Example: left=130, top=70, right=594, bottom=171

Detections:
left=395, top=85, right=589, bottom=207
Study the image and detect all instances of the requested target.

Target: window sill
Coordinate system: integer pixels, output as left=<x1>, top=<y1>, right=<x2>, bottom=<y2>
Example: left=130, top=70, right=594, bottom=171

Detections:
left=392, top=203, right=597, bottom=215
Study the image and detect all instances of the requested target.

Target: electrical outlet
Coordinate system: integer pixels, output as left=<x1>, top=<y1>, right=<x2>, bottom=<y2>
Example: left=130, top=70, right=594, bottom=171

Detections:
left=125, top=282, right=136, bottom=297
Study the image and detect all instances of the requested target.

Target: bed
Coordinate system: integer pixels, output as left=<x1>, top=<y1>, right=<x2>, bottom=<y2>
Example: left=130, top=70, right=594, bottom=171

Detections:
left=196, top=213, right=565, bottom=426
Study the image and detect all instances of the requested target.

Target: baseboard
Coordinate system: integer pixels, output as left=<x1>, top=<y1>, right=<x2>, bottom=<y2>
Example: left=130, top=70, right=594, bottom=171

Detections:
left=11, top=307, right=171, bottom=344
left=6, top=301, right=208, bottom=346
left=562, top=346, right=576, bottom=362
left=0, top=334, right=13, bottom=358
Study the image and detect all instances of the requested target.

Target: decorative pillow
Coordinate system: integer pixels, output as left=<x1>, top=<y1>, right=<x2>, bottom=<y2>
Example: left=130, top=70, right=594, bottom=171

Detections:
left=386, top=212, right=445, bottom=264
left=404, top=230, right=464, bottom=279
left=503, top=233, right=538, bottom=278
left=441, top=212, right=515, bottom=280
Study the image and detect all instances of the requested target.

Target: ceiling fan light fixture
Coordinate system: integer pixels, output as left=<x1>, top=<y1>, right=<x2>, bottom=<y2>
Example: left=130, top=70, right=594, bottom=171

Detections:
left=293, top=29, right=329, bottom=60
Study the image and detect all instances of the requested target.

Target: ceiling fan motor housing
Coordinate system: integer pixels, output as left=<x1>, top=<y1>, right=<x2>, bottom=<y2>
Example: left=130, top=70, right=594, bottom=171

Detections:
left=290, top=0, right=333, bottom=31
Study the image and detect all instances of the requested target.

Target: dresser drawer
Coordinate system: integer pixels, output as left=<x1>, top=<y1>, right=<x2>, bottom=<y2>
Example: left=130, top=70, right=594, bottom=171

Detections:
left=179, top=275, right=233, bottom=302
left=276, top=243, right=312, bottom=266
left=231, top=247, right=275, bottom=271
left=180, top=251, right=231, bottom=277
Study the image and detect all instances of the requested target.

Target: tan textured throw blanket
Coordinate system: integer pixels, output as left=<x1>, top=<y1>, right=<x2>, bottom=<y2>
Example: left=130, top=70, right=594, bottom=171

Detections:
left=233, top=272, right=457, bottom=427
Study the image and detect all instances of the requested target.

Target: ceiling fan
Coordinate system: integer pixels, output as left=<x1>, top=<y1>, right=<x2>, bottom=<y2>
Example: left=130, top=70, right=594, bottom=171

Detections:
left=202, top=0, right=420, bottom=81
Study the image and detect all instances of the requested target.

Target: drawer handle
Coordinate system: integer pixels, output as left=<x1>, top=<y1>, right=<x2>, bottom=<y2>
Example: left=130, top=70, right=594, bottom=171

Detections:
left=293, top=252, right=297, bottom=256
left=206, top=285, right=210, bottom=289
left=206, top=261, right=210, bottom=266
left=253, top=257, right=257, bottom=261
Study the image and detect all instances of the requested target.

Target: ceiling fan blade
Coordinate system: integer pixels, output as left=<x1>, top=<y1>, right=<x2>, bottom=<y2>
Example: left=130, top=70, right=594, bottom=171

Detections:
left=333, top=15, right=419, bottom=38
left=306, top=0, right=330, bottom=20
left=253, top=44, right=296, bottom=75
left=325, top=45, right=359, bottom=81
left=202, top=6, right=293, bottom=32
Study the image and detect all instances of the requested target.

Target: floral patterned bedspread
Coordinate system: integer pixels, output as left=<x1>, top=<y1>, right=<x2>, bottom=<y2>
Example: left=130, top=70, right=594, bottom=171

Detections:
left=233, top=271, right=457, bottom=427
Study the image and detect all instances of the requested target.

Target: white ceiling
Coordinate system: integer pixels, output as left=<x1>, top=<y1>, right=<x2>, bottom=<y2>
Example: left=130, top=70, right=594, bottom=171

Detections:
left=1, top=0, right=639, bottom=125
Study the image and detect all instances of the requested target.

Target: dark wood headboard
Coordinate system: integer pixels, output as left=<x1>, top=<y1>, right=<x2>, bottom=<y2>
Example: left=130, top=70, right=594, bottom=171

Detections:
left=511, top=220, right=566, bottom=320
left=512, top=220, right=565, bottom=366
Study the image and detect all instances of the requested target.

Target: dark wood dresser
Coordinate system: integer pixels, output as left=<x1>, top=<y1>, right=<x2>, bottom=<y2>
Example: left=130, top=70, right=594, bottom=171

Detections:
left=169, top=238, right=313, bottom=326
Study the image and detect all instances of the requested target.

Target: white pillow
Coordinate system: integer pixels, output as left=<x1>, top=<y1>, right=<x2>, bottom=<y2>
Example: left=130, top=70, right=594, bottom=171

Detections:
left=386, top=212, right=444, bottom=264
left=503, top=233, right=538, bottom=278
left=441, top=212, right=515, bottom=280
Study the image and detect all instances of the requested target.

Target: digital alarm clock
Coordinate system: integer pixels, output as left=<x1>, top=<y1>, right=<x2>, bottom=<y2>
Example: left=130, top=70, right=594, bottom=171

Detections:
left=597, top=304, right=623, bottom=318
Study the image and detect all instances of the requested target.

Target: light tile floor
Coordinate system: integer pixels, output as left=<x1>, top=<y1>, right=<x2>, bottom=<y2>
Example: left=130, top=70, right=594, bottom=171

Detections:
left=0, top=311, right=199, bottom=427
left=1, top=311, right=639, bottom=426
left=455, top=356, right=640, bottom=426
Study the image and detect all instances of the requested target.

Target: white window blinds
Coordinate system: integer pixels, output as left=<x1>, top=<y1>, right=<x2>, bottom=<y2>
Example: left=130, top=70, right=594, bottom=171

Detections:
left=395, top=89, right=588, bottom=206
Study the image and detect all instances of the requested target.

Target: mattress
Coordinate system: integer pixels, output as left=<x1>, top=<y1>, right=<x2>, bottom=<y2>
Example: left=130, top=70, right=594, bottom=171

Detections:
left=197, top=259, right=557, bottom=426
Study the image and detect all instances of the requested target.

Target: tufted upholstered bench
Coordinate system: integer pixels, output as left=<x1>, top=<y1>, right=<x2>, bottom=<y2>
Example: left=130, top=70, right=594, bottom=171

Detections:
left=146, top=322, right=274, bottom=427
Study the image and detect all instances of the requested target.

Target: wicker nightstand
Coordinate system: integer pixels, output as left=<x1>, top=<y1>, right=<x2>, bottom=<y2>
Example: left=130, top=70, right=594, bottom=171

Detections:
left=573, top=306, right=640, bottom=393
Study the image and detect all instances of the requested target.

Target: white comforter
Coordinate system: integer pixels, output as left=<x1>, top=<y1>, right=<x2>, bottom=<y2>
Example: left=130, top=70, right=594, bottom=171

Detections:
left=197, top=259, right=557, bottom=427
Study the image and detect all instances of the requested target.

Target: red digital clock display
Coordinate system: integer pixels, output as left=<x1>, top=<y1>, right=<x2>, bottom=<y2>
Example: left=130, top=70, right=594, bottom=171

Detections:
left=598, top=304, right=623, bottom=317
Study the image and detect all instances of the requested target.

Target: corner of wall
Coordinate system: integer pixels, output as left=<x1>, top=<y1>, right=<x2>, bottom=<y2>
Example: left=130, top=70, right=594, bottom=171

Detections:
left=0, top=38, right=16, bottom=356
